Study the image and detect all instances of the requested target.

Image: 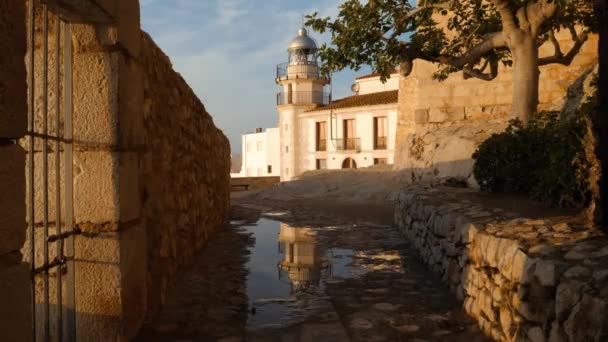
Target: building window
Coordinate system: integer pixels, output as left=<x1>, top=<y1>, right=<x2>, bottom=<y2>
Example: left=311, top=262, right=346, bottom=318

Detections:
left=257, top=141, right=263, bottom=151
left=267, top=165, right=272, bottom=174
left=374, top=116, right=388, bottom=150
left=285, top=124, right=289, bottom=131
left=285, top=168, right=289, bottom=175
left=285, top=146, right=289, bottom=153
left=374, top=158, right=388, bottom=165
left=257, top=168, right=263, bottom=176
left=246, top=142, right=253, bottom=152
left=316, top=159, right=327, bottom=170
left=343, top=119, right=356, bottom=150
left=316, top=121, right=327, bottom=151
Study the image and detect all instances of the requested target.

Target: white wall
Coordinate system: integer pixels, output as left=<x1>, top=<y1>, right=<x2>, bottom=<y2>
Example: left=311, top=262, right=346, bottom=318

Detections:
left=232, top=128, right=281, bottom=178
left=355, top=75, right=399, bottom=95
left=293, top=104, right=398, bottom=175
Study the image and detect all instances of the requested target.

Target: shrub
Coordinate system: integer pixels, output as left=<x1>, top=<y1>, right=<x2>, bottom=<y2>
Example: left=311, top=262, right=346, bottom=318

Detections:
left=472, top=111, right=593, bottom=208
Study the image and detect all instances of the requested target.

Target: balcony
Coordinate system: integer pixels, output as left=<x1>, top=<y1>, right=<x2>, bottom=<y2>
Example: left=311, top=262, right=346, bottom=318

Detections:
left=277, top=90, right=331, bottom=106
left=276, top=62, right=328, bottom=81
left=374, top=136, right=387, bottom=150
left=333, top=138, right=361, bottom=152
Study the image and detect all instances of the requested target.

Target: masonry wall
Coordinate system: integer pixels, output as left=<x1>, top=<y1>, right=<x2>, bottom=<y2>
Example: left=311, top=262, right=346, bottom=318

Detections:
left=5, top=1, right=230, bottom=340
left=139, top=32, right=231, bottom=317
left=0, top=1, right=32, bottom=341
left=395, top=187, right=608, bottom=341
left=394, top=33, right=599, bottom=185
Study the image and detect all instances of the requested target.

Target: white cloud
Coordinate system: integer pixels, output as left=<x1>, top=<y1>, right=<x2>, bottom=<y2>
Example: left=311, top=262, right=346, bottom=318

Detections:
left=141, top=0, right=358, bottom=153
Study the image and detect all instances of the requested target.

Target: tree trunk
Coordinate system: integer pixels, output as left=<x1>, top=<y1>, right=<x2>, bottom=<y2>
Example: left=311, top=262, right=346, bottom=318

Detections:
left=594, top=0, right=608, bottom=230
left=510, top=34, right=540, bottom=124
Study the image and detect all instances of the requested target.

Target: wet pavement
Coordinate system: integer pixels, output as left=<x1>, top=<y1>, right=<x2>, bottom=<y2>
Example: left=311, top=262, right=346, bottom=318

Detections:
left=137, top=206, right=488, bottom=341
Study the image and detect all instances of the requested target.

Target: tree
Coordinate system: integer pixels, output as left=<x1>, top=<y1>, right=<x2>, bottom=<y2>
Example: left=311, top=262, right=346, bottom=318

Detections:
left=307, top=0, right=597, bottom=123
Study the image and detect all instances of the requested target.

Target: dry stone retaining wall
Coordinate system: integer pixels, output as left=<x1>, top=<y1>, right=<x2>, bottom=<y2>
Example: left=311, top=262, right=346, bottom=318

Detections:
left=394, top=187, right=608, bottom=341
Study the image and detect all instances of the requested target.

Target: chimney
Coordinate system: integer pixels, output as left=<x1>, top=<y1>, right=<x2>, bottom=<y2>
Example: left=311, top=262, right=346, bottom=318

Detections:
left=255, top=128, right=263, bottom=133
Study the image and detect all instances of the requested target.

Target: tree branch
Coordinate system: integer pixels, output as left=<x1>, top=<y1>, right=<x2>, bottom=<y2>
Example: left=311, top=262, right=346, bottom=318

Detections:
left=384, top=0, right=456, bottom=42
left=527, top=0, right=560, bottom=35
left=438, top=32, right=506, bottom=68
left=539, top=26, right=589, bottom=66
left=463, top=58, right=499, bottom=81
left=489, top=0, right=518, bottom=33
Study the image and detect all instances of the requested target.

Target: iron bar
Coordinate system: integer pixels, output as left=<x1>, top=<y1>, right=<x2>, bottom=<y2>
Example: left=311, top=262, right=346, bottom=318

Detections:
left=42, top=5, right=51, bottom=340
left=47, top=228, right=82, bottom=243
left=55, top=15, right=63, bottom=342
left=24, top=131, right=71, bottom=142
left=63, top=21, right=76, bottom=342
left=33, top=258, right=66, bottom=275
left=28, top=1, right=37, bottom=341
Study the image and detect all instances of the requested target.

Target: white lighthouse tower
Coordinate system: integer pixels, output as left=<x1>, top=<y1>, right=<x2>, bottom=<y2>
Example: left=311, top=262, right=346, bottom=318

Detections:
left=276, top=26, right=330, bottom=181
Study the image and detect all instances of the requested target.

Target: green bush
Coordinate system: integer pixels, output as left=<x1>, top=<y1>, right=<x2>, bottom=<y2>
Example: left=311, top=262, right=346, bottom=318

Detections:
left=472, top=111, right=593, bottom=208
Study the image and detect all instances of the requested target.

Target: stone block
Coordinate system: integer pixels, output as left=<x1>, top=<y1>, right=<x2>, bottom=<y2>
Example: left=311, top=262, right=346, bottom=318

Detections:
left=428, top=108, right=448, bottom=123
left=74, top=151, right=117, bottom=224
left=75, top=224, right=146, bottom=340
left=0, top=145, right=26, bottom=255
left=72, top=39, right=119, bottom=148
left=414, top=109, right=429, bottom=124
left=119, top=225, right=147, bottom=339
left=74, top=151, right=139, bottom=225
left=446, top=107, right=465, bottom=121
left=0, top=261, right=32, bottom=342
left=118, top=152, right=140, bottom=222
left=555, top=280, right=584, bottom=321
left=563, top=294, right=606, bottom=341
left=534, top=259, right=556, bottom=287
left=0, top=0, right=27, bottom=139
left=118, top=55, right=144, bottom=147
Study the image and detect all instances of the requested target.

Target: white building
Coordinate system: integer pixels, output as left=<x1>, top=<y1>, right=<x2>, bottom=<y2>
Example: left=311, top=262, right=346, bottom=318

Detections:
left=275, top=27, right=399, bottom=181
left=231, top=127, right=280, bottom=178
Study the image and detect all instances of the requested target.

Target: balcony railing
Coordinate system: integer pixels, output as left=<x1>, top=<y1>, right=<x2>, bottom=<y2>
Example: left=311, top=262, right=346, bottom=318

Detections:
left=276, top=62, right=326, bottom=80
left=333, top=138, right=361, bottom=152
left=277, top=91, right=331, bottom=106
left=316, top=139, right=327, bottom=151
left=374, top=136, right=387, bottom=150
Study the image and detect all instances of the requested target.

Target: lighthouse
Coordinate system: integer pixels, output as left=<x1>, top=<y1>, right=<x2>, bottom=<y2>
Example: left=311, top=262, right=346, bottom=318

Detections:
left=275, top=26, right=330, bottom=181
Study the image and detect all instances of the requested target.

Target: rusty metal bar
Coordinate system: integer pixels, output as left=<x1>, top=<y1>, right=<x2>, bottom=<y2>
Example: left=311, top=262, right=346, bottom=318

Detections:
left=28, top=1, right=37, bottom=341
left=55, top=14, right=64, bottom=342
left=63, top=21, right=76, bottom=342
left=47, top=227, right=81, bottom=243
left=24, top=131, right=71, bottom=142
left=42, top=5, right=51, bottom=341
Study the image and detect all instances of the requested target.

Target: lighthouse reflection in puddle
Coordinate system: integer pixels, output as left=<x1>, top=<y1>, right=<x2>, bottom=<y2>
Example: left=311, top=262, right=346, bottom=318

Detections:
left=277, top=224, right=331, bottom=293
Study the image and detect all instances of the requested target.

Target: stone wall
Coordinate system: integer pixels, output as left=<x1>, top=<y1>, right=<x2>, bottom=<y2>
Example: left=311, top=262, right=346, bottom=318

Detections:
left=395, top=187, right=608, bottom=341
left=394, top=33, right=599, bottom=186
left=3, top=1, right=230, bottom=340
left=139, top=32, right=231, bottom=317
left=0, top=1, right=31, bottom=341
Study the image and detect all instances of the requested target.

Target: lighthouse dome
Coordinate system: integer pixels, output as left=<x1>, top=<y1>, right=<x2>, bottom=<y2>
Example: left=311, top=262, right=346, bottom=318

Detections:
left=288, top=27, right=318, bottom=51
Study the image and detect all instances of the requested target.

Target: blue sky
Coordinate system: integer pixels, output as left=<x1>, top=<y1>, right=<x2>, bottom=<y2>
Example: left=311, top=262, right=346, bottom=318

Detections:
left=140, top=0, right=370, bottom=154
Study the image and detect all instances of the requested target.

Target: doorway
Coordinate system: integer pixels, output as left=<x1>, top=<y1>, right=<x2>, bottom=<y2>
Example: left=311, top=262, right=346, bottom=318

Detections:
left=342, top=158, right=357, bottom=169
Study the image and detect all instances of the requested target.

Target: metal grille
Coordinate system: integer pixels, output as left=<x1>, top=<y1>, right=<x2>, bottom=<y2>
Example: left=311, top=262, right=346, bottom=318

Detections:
left=26, top=1, right=78, bottom=341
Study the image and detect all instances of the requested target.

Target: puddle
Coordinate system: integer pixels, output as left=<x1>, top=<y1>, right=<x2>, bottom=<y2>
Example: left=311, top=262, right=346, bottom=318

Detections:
left=242, top=218, right=357, bottom=328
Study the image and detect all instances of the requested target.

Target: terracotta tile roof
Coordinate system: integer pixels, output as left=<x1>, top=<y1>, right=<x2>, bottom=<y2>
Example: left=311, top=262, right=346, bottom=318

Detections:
left=355, top=70, right=399, bottom=80
left=307, top=90, right=398, bottom=112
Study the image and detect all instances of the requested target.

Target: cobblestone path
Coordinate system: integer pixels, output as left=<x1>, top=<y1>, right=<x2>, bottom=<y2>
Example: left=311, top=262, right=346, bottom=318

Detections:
left=137, top=205, right=488, bottom=341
